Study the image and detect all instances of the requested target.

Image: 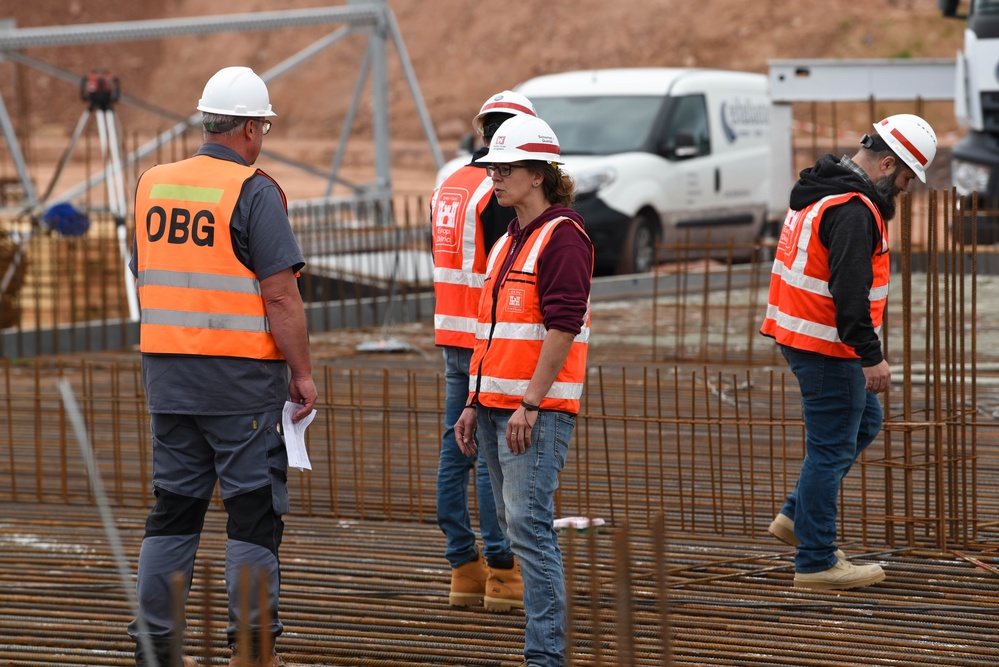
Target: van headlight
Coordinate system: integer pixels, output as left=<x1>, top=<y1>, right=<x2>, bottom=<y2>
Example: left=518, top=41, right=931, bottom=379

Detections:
left=953, top=159, right=990, bottom=196
left=573, top=167, right=617, bottom=195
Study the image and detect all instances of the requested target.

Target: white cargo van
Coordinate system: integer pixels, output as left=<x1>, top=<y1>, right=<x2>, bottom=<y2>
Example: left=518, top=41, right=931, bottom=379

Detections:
left=439, top=68, right=786, bottom=275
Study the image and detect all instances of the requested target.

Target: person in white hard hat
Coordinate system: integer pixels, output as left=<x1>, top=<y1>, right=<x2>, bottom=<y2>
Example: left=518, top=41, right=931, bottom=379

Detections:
left=431, top=90, right=537, bottom=613
left=761, top=113, right=937, bottom=591
left=454, top=114, right=594, bottom=667
left=127, top=66, right=315, bottom=667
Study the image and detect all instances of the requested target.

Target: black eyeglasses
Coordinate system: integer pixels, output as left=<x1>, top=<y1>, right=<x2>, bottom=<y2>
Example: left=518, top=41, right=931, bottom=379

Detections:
left=485, top=164, right=529, bottom=177
left=256, top=119, right=272, bottom=136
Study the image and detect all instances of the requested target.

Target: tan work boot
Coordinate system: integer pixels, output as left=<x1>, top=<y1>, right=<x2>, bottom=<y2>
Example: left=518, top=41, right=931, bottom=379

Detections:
left=228, top=646, right=287, bottom=667
left=484, top=556, right=524, bottom=613
left=449, top=556, right=488, bottom=606
left=229, top=651, right=288, bottom=667
left=793, top=558, right=885, bottom=590
left=768, top=513, right=847, bottom=561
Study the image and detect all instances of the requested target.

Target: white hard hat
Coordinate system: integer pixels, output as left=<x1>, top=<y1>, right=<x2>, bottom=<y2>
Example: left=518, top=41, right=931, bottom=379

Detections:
left=479, top=115, right=563, bottom=164
left=873, top=113, right=936, bottom=183
left=472, top=90, right=537, bottom=136
left=197, top=66, right=277, bottom=118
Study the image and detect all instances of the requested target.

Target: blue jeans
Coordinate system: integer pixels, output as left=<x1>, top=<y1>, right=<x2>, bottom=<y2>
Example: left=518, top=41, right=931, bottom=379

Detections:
left=436, top=346, right=511, bottom=567
left=477, top=406, right=573, bottom=667
left=779, top=346, right=883, bottom=573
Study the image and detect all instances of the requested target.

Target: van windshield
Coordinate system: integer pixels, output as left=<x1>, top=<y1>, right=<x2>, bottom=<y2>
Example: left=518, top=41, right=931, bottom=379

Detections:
left=530, top=96, right=664, bottom=155
left=975, top=0, right=999, bottom=15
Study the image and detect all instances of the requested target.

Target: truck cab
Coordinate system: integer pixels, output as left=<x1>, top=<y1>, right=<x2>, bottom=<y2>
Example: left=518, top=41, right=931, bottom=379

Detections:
left=950, top=0, right=999, bottom=242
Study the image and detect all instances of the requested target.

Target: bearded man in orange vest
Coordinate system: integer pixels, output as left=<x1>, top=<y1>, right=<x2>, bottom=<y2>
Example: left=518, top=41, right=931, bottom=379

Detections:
left=760, top=114, right=937, bottom=591
left=431, top=91, right=537, bottom=611
left=128, top=67, right=315, bottom=667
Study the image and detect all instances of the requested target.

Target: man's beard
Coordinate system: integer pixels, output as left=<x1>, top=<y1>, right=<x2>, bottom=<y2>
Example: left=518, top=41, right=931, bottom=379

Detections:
left=873, top=168, right=902, bottom=221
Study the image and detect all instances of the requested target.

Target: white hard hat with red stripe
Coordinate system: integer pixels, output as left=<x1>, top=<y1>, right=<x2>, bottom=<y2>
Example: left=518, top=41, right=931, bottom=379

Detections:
left=472, top=90, right=537, bottom=136
left=873, top=114, right=937, bottom=183
left=478, top=115, right=563, bottom=164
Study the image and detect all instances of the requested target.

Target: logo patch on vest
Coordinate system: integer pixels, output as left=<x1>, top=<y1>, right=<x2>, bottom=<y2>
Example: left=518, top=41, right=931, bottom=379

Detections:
left=507, top=289, right=525, bottom=313
left=433, top=187, right=468, bottom=253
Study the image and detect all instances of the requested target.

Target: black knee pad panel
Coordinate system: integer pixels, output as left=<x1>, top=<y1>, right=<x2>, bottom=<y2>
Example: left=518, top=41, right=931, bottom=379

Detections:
left=223, top=485, right=283, bottom=555
left=144, top=487, right=210, bottom=537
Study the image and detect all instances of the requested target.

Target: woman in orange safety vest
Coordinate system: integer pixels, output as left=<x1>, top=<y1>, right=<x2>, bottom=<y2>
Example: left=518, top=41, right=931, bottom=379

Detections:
left=453, top=115, right=593, bottom=667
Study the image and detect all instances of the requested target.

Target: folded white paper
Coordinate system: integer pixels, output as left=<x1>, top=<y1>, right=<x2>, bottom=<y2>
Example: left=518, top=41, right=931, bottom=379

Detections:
left=281, top=401, right=316, bottom=471
left=553, top=516, right=606, bottom=530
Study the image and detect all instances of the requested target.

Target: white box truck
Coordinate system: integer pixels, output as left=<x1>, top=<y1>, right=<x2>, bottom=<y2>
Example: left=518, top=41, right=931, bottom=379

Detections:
left=439, top=68, right=788, bottom=275
left=943, top=0, right=999, bottom=243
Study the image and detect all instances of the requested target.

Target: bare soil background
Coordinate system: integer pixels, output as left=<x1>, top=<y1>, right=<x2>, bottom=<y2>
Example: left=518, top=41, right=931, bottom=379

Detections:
left=0, top=0, right=969, bottom=201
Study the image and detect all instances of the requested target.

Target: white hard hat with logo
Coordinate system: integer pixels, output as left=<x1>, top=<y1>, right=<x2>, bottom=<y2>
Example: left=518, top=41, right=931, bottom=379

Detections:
left=873, top=114, right=936, bottom=183
left=472, top=90, right=537, bottom=136
left=479, top=115, right=563, bottom=165
left=197, top=66, right=277, bottom=117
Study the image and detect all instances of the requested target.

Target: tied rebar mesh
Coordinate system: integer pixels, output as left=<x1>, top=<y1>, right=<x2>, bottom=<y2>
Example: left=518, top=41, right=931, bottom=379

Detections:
left=2, top=187, right=998, bottom=665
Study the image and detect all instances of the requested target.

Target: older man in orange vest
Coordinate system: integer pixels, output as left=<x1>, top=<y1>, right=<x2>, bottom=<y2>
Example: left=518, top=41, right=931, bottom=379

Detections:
left=761, top=114, right=937, bottom=591
left=129, top=66, right=314, bottom=667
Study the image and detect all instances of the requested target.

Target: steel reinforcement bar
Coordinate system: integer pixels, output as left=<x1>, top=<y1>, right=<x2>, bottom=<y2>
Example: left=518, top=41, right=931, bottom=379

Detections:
left=1, top=353, right=993, bottom=552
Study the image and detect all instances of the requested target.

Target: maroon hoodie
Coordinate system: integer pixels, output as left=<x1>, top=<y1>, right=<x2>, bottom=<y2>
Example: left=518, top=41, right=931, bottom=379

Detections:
left=492, top=205, right=593, bottom=335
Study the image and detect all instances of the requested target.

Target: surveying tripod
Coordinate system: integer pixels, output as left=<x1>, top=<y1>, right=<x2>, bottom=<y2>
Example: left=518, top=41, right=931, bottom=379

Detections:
left=35, top=70, right=139, bottom=320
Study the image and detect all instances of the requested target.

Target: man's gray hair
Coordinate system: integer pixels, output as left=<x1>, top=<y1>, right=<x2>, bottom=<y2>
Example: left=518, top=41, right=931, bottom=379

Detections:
left=202, top=112, right=245, bottom=138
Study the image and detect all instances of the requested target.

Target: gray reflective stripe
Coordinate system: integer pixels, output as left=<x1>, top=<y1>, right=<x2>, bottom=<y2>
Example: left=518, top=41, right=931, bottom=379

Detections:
left=141, top=308, right=270, bottom=333
left=137, top=269, right=261, bottom=295
left=773, top=250, right=889, bottom=302
left=520, top=217, right=568, bottom=274
left=765, top=304, right=840, bottom=343
left=433, top=266, right=486, bottom=288
left=777, top=193, right=890, bottom=303
left=788, top=202, right=820, bottom=277
left=470, top=374, right=583, bottom=400
left=482, top=320, right=590, bottom=343
left=772, top=260, right=830, bottom=297
left=463, top=177, right=494, bottom=273
left=786, top=195, right=871, bottom=277
left=434, top=313, right=478, bottom=335
left=485, top=233, right=510, bottom=275
left=769, top=304, right=882, bottom=347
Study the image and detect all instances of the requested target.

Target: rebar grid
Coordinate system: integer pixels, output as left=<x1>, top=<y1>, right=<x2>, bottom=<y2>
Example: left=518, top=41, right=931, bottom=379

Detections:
left=2, top=186, right=998, bottom=666
left=2, top=505, right=998, bottom=666
left=1, top=352, right=995, bottom=552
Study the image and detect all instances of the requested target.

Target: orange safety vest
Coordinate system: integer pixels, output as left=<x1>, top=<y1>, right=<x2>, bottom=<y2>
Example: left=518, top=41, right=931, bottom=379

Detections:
left=760, top=192, right=889, bottom=358
left=431, top=164, right=493, bottom=348
left=134, top=155, right=288, bottom=360
left=469, top=216, right=593, bottom=414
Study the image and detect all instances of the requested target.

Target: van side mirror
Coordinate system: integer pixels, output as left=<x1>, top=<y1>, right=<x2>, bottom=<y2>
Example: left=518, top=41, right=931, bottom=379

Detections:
left=669, top=131, right=699, bottom=160
left=937, top=0, right=959, bottom=17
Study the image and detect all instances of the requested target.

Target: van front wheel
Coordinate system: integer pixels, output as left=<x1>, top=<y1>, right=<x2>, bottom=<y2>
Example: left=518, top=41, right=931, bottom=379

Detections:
left=616, top=213, right=658, bottom=275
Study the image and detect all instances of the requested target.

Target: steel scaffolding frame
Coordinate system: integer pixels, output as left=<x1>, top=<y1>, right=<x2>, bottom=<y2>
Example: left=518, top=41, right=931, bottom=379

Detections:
left=0, top=1, right=443, bottom=215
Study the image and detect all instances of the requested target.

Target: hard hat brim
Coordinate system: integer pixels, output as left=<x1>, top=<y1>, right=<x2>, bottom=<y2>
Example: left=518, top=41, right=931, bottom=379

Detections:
left=197, top=103, right=277, bottom=118
left=478, top=147, right=564, bottom=165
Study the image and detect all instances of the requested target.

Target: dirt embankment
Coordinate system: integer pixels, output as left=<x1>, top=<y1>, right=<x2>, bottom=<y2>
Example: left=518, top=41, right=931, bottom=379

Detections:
left=0, top=1, right=967, bottom=200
